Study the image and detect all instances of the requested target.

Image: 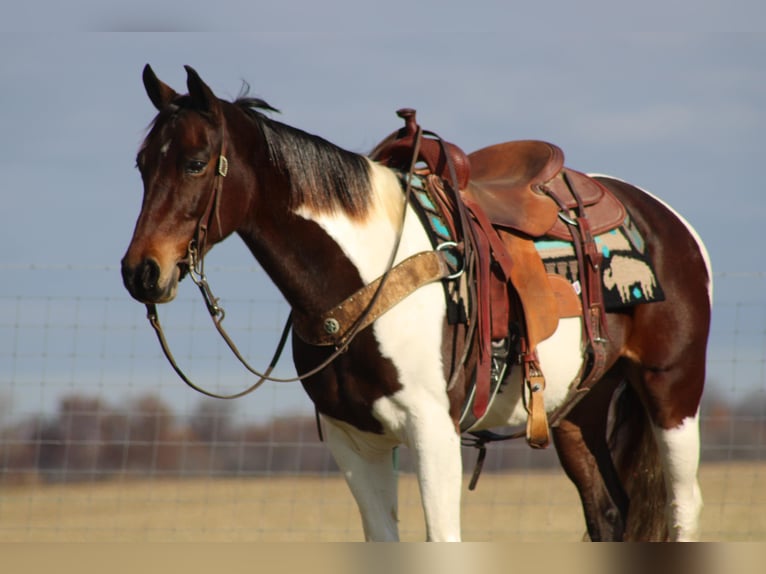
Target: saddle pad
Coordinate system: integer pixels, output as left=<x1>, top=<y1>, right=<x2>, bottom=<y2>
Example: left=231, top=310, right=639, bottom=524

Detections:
left=534, top=215, right=665, bottom=310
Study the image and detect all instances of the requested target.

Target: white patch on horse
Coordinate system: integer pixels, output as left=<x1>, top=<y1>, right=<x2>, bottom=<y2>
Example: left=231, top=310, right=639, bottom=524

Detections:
left=652, top=413, right=703, bottom=541
left=589, top=174, right=714, bottom=305
left=160, top=139, right=172, bottom=156
left=294, top=160, right=461, bottom=540
left=319, top=415, right=401, bottom=541
left=294, top=161, right=450, bottom=422
left=471, top=317, right=583, bottom=430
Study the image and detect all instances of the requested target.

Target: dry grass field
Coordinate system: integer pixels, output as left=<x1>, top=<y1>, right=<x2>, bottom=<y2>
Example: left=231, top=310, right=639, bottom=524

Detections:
left=1, top=462, right=764, bottom=542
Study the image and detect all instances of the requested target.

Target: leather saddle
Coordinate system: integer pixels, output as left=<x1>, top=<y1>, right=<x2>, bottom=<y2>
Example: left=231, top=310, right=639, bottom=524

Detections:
left=464, top=140, right=563, bottom=236
left=371, top=109, right=625, bottom=447
left=371, top=109, right=624, bottom=240
left=466, top=142, right=625, bottom=240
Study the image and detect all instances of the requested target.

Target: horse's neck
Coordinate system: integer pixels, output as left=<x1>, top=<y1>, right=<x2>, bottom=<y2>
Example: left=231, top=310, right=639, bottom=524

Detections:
left=239, top=161, right=431, bottom=316
left=297, top=161, right=434, bottom=282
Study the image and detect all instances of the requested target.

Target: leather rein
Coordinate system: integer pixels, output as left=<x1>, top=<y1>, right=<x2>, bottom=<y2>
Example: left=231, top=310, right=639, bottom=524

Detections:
left=144, top=118, right=464, bottom=399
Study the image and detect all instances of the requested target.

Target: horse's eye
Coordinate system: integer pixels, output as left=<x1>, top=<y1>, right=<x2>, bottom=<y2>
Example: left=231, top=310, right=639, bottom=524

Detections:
left=185, top=159, right=208, bottom=175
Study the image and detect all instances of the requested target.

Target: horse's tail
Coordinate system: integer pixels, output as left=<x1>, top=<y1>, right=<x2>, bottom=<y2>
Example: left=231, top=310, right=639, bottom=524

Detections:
left=608, top=381, right=669, bottom=541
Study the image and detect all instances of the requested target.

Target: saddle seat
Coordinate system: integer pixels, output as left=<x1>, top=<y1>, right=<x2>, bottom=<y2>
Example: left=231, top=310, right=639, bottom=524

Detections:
left=464, top=141, right=563, bottom=237
left=465, top=140, right=625, bottom=239
left=370, top=109, right=624, bottom=240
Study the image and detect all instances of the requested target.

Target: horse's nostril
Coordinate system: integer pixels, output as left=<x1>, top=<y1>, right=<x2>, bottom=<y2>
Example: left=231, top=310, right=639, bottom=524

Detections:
left=121, top=257, right=164, bottom=302
left=139, top=258, right=161, bottom=292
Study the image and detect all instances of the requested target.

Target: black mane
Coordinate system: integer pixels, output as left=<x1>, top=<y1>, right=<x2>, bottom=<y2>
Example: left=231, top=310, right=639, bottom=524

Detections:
left=234, top=98, right=372, bottom=216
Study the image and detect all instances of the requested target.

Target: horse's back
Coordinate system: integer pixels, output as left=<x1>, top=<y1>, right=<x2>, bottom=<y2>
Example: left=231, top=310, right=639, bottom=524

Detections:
left=593, top=174, right=712, bottom=310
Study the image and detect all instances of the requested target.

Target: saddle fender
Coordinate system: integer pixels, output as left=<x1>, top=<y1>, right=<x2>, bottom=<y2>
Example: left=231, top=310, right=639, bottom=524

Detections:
left=497, top=230, right=560, bottom=350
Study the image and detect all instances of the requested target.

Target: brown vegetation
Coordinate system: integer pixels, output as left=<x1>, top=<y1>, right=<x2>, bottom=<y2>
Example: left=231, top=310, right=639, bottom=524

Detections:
left=0, top=388, right=764, bottom=485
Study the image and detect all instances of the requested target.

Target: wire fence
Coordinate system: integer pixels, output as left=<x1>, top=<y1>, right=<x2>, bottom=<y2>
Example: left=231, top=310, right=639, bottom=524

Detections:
left=0, top=266, right=764, bottom=540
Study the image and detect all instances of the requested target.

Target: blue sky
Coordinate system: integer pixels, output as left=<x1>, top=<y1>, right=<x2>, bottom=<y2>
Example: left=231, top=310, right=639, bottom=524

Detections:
left=1, top=18, right=763, bottom=275
left=1, top=4, right=765, bottom=419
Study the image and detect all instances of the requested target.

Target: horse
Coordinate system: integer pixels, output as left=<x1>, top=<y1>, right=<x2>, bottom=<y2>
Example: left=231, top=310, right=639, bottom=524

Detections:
left=121, top=65, right=712, bottom=541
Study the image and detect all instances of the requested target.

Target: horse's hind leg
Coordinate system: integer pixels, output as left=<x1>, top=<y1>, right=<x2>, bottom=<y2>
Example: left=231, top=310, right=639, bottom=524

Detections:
left=593, top=173, right=711, bottom=541
left=623, top=298, right=708, bottom=541
left=552, top=374, right=629, bottom=541
left=321, top=416, right=400, bottom=541
left=627, top=354, right=705, bottom=541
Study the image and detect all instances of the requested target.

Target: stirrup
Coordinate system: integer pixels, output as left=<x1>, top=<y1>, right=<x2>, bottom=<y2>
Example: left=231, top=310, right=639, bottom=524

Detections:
left=525, top=374, right=550, bottom=449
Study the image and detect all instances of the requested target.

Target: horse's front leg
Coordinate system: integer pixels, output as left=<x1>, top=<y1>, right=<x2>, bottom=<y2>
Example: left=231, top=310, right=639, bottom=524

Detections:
left=321, top=415, right=401, bottom=541
left=405, top=403, right=463, bottom=541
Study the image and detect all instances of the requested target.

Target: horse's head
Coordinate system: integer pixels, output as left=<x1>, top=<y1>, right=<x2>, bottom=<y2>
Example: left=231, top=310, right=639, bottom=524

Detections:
left=122, top=65, right=242, bottom=304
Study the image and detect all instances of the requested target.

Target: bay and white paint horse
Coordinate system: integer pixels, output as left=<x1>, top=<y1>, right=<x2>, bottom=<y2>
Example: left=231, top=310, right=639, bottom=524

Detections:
left=122, top=65, right=712, bottom=541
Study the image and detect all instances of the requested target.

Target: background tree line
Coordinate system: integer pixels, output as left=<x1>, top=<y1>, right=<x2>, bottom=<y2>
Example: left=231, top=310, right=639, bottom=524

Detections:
left=0, top=386, right=763, bottom=484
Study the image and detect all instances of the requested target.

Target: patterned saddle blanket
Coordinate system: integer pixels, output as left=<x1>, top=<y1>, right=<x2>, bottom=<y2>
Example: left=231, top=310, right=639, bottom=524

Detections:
left=535, top=214, right=664, bottom=310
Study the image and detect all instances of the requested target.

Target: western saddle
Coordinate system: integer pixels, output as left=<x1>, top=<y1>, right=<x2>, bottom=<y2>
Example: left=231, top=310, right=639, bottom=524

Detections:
left=372, top=109, right=626, bottom=449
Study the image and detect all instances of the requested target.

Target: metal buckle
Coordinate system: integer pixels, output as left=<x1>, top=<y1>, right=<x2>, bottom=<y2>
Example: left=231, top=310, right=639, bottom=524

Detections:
left=557, top=210, right=578, bottom=226
left=436, top=241, right=464, bottom=280
left=217, top=155, right=229, bottom=177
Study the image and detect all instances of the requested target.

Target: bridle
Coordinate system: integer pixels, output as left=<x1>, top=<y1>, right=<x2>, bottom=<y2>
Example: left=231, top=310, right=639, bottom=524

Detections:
left=143, top=113, right=461, bottom=400
left=145, top=114, right=309, bottom=399
left=144, top=115, right=292, bottom=399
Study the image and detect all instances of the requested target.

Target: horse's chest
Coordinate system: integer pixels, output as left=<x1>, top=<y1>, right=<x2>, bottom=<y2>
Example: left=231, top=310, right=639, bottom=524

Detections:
left=294, top=332, right=405, bottom=434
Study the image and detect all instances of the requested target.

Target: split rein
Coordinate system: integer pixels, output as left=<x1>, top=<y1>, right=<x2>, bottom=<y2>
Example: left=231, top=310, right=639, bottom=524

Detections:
left=144, top=122, right=465, bottom=400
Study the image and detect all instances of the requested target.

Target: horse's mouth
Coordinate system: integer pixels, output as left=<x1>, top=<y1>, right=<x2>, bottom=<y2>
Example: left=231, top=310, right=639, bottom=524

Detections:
left=121, top=256, right=184, bottom=305
left=178, top=260, right=190, bottom=282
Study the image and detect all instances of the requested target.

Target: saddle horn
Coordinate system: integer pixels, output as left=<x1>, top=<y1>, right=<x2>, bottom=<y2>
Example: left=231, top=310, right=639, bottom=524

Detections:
left=371, top=108, right=471, bottom=190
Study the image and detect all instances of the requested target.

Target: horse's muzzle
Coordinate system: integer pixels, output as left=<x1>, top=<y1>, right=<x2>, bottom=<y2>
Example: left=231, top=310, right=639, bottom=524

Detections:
left=121, top=256, right=178, bottom=303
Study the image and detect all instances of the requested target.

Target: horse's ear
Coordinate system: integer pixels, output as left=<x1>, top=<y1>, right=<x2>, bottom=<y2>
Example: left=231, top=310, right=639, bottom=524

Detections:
left=185, top=65, right=221, bottom=116
left=142, top=64, right=178, bottom=111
